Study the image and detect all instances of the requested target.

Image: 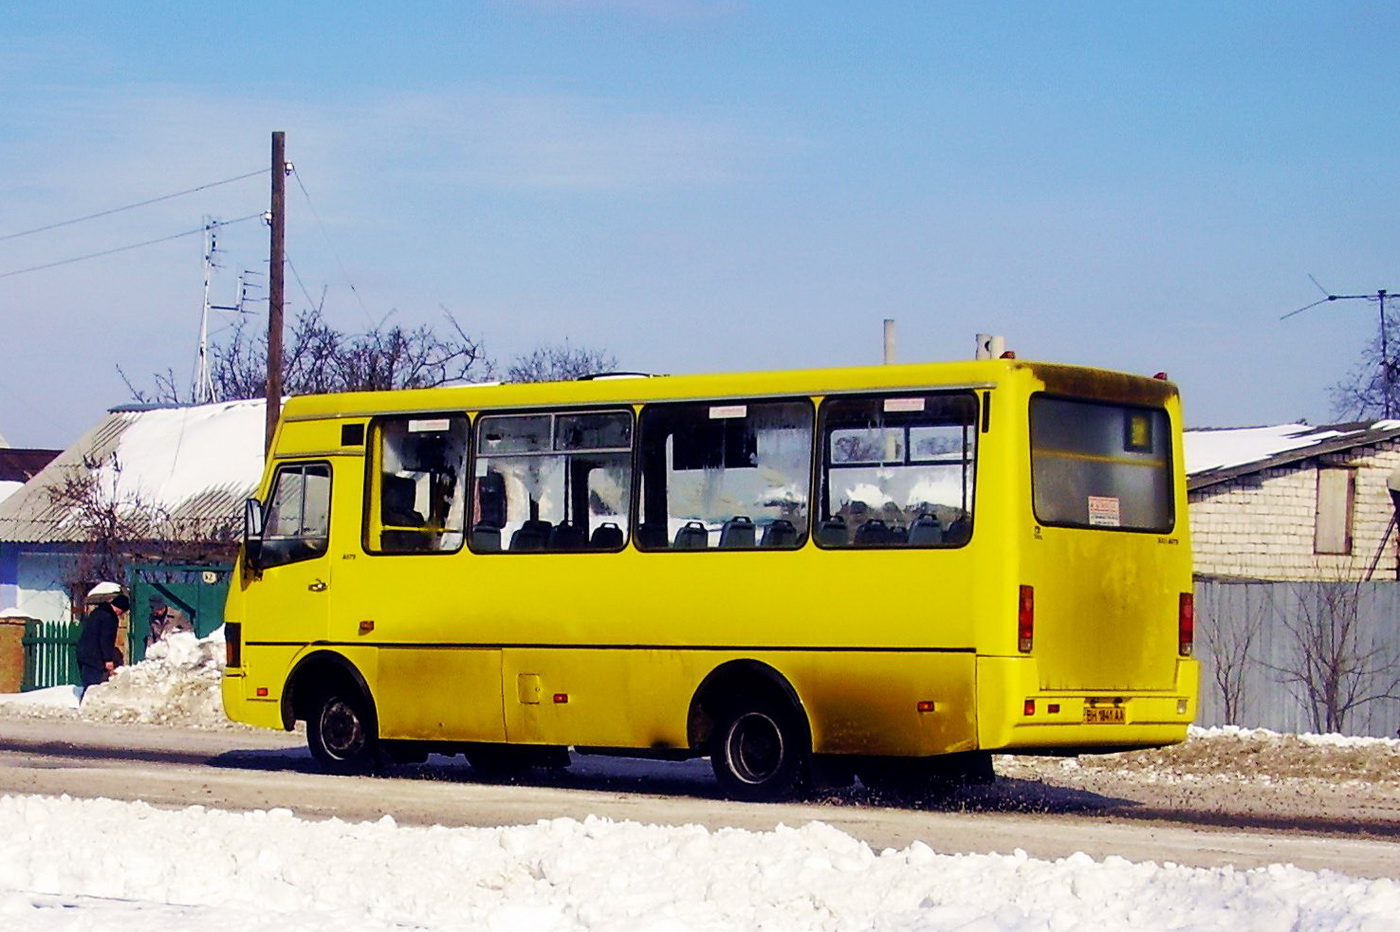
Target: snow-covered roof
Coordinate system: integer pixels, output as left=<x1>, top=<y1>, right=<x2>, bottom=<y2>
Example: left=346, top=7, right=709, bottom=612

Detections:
left=1185, top=420, right=1400, bottom=490
left=0, top=400, right=266, bottom=544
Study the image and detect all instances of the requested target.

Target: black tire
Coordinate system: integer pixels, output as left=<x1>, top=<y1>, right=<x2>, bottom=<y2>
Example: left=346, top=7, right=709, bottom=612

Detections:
left=710, top=700, right=810, bottom=802
left=307, top=686, right=378, bottom=773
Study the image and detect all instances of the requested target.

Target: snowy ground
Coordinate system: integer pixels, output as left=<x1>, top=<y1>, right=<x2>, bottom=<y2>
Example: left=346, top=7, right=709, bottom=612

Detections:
left=1, top=636, right=1398, bottom=930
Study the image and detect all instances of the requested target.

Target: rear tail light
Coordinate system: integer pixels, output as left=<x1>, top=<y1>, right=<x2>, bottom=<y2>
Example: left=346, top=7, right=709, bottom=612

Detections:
left=1018, top=585, right=1034, bottom=652
left=1178, top=593, right=1194, bottom=656
left=225, top=622, right=242, bottom=668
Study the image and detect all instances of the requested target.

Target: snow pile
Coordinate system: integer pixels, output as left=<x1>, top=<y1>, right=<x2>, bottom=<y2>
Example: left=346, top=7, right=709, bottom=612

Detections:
left=0, top=631, right=230, bottom=727
left=0, top=685, right=82, bottom=719
left=1, top=796, right=1397, bottom=931
left=78, top=632, right=226, bottom=727
left=1192, top=724, right=1400, bottom=750
left=1047, top=725, right=1400, bottom=786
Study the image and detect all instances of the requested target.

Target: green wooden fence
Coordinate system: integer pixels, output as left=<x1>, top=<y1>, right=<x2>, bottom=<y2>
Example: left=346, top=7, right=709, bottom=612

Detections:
left=21, top=620, right=81, bottom=691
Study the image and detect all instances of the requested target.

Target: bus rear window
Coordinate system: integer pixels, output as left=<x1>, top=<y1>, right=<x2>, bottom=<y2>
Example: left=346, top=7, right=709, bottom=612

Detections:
left=1030, top=397, right=1173, bottom=532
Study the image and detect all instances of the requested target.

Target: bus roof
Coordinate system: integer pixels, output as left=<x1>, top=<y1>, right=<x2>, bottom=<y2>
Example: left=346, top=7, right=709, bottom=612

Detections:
left=277, top=358, right=1177, bottom=423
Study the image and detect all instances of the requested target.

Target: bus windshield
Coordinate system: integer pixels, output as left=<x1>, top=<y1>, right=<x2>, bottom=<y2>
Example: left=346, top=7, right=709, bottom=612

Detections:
left=1029, top=396, right=1173, bottom=532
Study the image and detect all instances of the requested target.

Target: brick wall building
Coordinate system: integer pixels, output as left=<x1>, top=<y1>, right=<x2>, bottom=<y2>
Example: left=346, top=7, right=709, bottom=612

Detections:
left=1186, top=422, right=1400, bottom=581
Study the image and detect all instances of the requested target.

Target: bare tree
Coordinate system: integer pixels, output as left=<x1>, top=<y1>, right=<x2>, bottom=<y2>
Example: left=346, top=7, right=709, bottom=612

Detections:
left=124, top=308, right=493, bottom=403
left=1272, top=579, right=1400, bottom=733
left=1330, top=315, right=1400, bottom=419
left=1201, top=584, right=1269, bottom=725
left=506, top=341, right=619, bottom=383
left=47, top=454, right=239, bottom=614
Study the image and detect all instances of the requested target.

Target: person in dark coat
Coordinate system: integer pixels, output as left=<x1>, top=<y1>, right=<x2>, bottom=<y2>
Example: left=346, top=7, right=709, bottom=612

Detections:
left=76, top=593, right=129, bottom=698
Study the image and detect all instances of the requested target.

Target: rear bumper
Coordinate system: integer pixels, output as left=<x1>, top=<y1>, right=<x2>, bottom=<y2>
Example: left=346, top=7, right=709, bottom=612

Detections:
left=976, top=655, right=1199, bottom=753
left=221, top=671, right=289, bottom=730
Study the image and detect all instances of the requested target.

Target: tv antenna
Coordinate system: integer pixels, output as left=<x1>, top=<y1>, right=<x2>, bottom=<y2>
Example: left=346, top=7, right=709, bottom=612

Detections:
left=1283, top=275, right=1398, bottom=417
left=195, top=217, right=261, bottom=404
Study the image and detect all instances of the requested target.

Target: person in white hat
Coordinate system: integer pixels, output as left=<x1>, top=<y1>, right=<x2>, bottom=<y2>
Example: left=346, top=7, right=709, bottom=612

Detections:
left=76, top=591, right=128, bottom=699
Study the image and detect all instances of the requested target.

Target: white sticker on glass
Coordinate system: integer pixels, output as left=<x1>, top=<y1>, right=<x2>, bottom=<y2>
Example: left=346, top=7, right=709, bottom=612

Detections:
left=883, top=397, right=925, bottom=413
left=709, top=405, right=747, bottom=419
left=409, top=418, right=452, bottom=433
left=1088, top=496, right=1121, bottom=527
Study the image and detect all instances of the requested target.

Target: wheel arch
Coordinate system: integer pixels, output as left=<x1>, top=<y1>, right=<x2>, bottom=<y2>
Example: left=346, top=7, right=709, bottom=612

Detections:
left=281, top=650, right=378, bottom=735
left=686, top=659, right=810, bottom=754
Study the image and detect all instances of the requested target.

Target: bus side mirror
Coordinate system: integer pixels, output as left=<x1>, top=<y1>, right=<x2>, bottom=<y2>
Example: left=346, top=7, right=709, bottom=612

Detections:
left=243, top=498, right=266, bottom=570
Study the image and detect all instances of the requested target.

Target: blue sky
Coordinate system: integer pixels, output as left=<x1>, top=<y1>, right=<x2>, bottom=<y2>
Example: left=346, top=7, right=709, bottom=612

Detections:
left=2, top=1, right=1398, bottom=447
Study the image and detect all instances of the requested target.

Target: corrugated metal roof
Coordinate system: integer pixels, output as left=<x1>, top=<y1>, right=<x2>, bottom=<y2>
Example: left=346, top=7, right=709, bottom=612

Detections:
left=1185, top=420, right=1400, bottom=492
left=0, top=400, right=266, bottom=544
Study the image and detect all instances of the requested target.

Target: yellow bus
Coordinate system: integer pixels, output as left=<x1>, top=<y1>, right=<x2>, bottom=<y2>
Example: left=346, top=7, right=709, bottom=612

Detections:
left=221, top=356, right=1198, bottom=801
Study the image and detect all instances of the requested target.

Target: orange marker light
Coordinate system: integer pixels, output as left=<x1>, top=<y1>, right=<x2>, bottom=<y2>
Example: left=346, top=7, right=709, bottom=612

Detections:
left=553, top=693, right=569, bottom=704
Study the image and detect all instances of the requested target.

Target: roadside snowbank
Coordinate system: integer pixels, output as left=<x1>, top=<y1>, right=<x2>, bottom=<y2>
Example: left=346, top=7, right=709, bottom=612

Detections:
left=0, top=630, right=227, bottom=727
left=2, top=794, right=1397, bottom=931
left=1191, top=724, right=1400, bottom=751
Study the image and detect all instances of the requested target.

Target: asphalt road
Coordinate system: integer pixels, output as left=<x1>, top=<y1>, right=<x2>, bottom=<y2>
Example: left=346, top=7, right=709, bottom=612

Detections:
left=2, top=718, right=1397, bottom=879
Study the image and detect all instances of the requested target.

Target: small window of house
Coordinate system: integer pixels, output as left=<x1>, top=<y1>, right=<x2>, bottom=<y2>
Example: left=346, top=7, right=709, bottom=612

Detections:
left=1314, top=468, right=1355, bottom=555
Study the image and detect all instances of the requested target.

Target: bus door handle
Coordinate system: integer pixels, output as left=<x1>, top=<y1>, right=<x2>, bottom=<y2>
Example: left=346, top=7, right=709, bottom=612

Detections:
left=308, top=579, right=328, bottom=592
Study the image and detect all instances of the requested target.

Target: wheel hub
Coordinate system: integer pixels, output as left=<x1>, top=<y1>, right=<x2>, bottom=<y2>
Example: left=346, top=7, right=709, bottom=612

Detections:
left=727, top=711, right=784, bottom=784
left=321, top=699, right=365, bottom=759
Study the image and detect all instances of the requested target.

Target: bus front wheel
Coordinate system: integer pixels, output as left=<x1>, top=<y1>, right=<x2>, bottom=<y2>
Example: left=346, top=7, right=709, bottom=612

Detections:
left=711, top=701, right=809, bottom=802
left=308, top=688, right=378, bottom=773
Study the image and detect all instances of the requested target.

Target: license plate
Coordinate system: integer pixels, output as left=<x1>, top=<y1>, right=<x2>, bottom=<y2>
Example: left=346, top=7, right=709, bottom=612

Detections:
left=1084, top=706, right=1125, bottom=724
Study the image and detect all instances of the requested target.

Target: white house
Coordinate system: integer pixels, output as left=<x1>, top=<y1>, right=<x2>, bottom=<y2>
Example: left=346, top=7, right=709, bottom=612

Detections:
left=0, top=400, right=266, bottom=620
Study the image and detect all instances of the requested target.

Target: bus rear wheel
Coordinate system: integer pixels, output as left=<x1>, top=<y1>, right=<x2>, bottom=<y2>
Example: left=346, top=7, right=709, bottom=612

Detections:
left=308, top=688, right=378, bottom=773
left=711, top=701, right=809, bottom=802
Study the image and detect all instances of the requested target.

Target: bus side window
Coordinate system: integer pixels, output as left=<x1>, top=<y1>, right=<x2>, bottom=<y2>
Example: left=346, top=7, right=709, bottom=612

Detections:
left=472, top=410, right=633, bottom=553
left=818, top=393, right=978, bottom=548
left=367, top=415, right=470, bottom=554
left=636, top=399, right=813, bottom=551
left=260, top=462, right=332, bottom=568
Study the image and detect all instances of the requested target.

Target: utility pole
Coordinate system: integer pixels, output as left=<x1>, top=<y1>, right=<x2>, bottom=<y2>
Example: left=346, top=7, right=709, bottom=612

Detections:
left=266, top=131, right=286, bottom=453
left=883, top=319, right=896, bottom=364
left=196, top=217, right=219, bottom=405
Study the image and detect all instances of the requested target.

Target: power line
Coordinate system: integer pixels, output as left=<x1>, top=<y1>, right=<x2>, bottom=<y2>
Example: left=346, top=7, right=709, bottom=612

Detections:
left=1284, top=276, right=1399, bottom=418
left=286, top=254, right=327, bottom=315
left=289, top=165, right=374, bottom=325
left=0, top=169, right=270, bottom=244
left=0, top=212, right=265, bottom=280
